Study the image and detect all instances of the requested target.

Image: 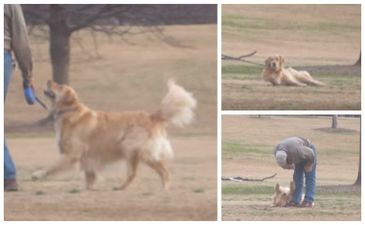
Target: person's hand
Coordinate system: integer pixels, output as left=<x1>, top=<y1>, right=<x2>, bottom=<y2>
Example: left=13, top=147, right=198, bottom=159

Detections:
left=304, top=162, right=313, bottom=173
left=23, top=78, right=35, bottom=91
left=23, top=78, right=36, bottom=105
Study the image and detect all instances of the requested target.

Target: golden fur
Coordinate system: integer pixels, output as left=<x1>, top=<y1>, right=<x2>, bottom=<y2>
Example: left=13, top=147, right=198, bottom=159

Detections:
left=272, top=181, right=295, bottom=207
left=262, top=55, right=325, bottom=86
left=272, top=181, right=304, bottom=207
left=32, top=80, right=197, bottom=190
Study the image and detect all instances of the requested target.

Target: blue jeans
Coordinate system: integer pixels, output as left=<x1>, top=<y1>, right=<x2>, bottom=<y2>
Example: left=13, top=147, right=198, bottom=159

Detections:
left=292, top=144, right=317, bottom=204
left=4, top=51, right=16, bottom=180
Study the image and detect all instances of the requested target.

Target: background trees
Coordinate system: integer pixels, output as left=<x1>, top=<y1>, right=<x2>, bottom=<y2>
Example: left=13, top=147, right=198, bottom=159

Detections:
left=22, top=4, right=216, bottom=84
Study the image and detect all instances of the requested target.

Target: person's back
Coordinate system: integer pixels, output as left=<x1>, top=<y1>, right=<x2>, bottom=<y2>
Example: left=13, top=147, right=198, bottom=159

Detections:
left=274, top=137, right=314, bottom=166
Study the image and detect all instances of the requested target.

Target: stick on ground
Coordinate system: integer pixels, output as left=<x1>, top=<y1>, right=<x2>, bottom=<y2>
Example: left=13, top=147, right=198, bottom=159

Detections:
left=222, top=173, right=277, bottom=182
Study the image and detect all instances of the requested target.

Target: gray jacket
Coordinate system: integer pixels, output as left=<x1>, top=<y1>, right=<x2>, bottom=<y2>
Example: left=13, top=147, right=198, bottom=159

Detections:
left=274, top=137, right=315, bottom=169
left=4, top=4, right=33, bottom=82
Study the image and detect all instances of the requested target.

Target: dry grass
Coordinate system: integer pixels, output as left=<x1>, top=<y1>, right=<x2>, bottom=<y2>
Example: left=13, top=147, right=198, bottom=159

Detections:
left=222, top=5, right=361, bottom=110
left=222, top=116, right=360, bottom=221
left=4, top=25, right=217, bottom=221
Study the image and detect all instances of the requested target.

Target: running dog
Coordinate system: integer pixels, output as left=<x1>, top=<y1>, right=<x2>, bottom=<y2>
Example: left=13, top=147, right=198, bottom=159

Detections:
left=32, top=79, right=197, bottom=191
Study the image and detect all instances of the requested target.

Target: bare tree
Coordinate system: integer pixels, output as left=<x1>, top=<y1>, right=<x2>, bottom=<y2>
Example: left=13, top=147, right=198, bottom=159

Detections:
left=354, top=148, right=361, bottom=185
left=355, top=53, right=361, bottom=66
left=331, top=115, right=338, bottom=129
left=22, top=4, right=171, bottom=85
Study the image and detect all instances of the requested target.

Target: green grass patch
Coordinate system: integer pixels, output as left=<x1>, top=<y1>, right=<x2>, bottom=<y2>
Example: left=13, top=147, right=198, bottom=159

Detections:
left=222, top=64, right=262, bottom=80
left=223, top=14, right=359, bottom=34
left=319, top=147, right=359, bottom=157
left=223, top=184, right=273, bottom=195
left=222, top=140, right=271, bottom=158
left=69, top=188, right=81, bottom=194
left=35, top=190, right=46, bottom=195
left=193, top=188, right=205, bottom=193
left=142, top=192, right=154, bottom=196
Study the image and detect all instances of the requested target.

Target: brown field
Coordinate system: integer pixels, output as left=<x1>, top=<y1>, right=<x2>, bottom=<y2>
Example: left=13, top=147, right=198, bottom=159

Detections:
left=4, top=25, right=217, bottom=221
left=222, top=5, right=361, bottom=110
left=222, top=116, right=361, bottom=221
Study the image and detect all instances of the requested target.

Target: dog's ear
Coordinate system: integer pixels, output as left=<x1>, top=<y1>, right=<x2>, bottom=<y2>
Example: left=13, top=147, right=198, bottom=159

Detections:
left=279, top=56, right=285, bottom=67
left=59, top=88, right=77, bottom=107
left=275, top=183, right=280, bottom=194
left=265, top=57, right=271, bottom=67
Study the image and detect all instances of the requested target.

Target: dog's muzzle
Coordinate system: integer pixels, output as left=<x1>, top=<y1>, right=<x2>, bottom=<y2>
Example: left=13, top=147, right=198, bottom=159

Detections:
left=44, top=90, right=55, bottom=99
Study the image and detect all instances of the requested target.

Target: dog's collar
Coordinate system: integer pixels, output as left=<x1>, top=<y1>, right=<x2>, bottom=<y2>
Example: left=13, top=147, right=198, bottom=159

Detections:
left=53, top=107, right=78, bottom=118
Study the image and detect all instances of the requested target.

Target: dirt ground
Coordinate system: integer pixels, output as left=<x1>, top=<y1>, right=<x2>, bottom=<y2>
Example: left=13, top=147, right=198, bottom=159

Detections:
left=5, top=136, right=216, bottom=221
left=222, top=5, right=361, bottom=110
left=222, top=116, right=361, bottom=221
left=4, top=25, right=217, bottom=221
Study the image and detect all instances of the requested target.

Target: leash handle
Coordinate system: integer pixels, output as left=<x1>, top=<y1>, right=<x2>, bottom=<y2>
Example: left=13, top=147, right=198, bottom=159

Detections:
left=23, top=81, right=48, bottom=110
left=23, top=86, right=36, bottom=105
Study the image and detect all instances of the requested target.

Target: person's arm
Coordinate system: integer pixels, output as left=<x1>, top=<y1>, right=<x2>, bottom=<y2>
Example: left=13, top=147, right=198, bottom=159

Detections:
left=9, top=5, right=33, bottom=86
left=300, top=146, right=315, bottom=172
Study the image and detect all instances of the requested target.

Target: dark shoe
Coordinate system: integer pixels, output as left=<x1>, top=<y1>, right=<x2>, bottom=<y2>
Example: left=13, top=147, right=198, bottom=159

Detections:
left=5, top=179, right=18, bottom=192
left=300, top=201, right=314, bottom=208
left=284, top=201, right=300, bottom=208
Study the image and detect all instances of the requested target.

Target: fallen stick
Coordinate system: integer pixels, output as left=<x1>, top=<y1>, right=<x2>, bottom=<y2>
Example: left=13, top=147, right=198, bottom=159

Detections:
left=222, top=50, right=257, bottom=60
left=222, top=51, right=264, bottom=66
left=222, top=173, right=277, bottom=182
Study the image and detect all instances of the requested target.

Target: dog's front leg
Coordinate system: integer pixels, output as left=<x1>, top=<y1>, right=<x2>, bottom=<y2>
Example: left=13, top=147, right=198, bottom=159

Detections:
left=32, top=156, right=78, bottom=181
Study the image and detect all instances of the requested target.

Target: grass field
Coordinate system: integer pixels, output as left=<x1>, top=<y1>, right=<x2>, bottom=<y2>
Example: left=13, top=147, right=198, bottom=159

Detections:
left=4, top=25, right=217, bottom=221
left=222, top=116, right=361, bottom=221
left=222, top=5, right=361, bottom=110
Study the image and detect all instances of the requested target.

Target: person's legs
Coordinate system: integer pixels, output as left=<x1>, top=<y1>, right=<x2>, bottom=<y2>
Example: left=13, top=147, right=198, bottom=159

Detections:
left=304, top=144, right=317, bottom=203
left=292, top=161, right=305, bottom=204
left=4, top=51, right=17, bottom=188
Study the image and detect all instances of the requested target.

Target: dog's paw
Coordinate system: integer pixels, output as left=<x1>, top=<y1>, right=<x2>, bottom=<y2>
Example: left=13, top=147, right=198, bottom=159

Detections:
left=32, top=170, right=47, bottom=181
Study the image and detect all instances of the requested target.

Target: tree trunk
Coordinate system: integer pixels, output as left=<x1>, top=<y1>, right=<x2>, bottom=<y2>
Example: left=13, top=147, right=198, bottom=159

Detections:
left=354, top=140, right=361, bottom=185
left=355, top=53, right=361, bottom=66
left=331, top=115, right=338, bottom=129
left=49, top=5, right=72, bottom=85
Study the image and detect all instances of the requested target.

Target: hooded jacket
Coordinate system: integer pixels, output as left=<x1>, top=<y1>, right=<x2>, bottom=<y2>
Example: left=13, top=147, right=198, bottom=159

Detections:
left=274, top=137, right=315, bottom=169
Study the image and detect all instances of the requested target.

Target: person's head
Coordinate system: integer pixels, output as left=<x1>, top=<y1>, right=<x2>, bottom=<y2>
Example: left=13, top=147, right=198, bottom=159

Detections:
left=275, top=150, right=287, bottom=167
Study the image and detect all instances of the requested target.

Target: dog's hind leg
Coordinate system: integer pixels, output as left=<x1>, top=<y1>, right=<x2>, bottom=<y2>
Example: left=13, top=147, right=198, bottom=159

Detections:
left=146, top=160, right=170, bottom=190
left=114, top=153, right=140, bottom=191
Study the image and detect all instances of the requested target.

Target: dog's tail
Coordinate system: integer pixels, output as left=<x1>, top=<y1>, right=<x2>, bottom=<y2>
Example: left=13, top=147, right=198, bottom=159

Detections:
left=154, top=79, right=197, bottom=127
left=309, top=79, right=326, bottom=86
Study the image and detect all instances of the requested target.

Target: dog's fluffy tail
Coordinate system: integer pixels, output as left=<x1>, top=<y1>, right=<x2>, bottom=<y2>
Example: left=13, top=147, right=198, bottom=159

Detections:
left=155, top=79, right=197, bottom=127
left=309, top=79, right=326, bottom=86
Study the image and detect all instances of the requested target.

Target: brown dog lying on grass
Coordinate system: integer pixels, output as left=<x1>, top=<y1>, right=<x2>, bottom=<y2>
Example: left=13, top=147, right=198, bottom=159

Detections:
left=32, top=79, right=196, bottom=191
left=262, top=55, right=325, bottom=86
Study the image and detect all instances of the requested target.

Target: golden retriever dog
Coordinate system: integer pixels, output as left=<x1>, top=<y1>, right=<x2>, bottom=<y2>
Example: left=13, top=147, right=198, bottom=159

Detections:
left=272, top=181, right=304, bottom=207
left=262, top=55, right=325, bottom=86
left=32, top=80, right=196, bottom=191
